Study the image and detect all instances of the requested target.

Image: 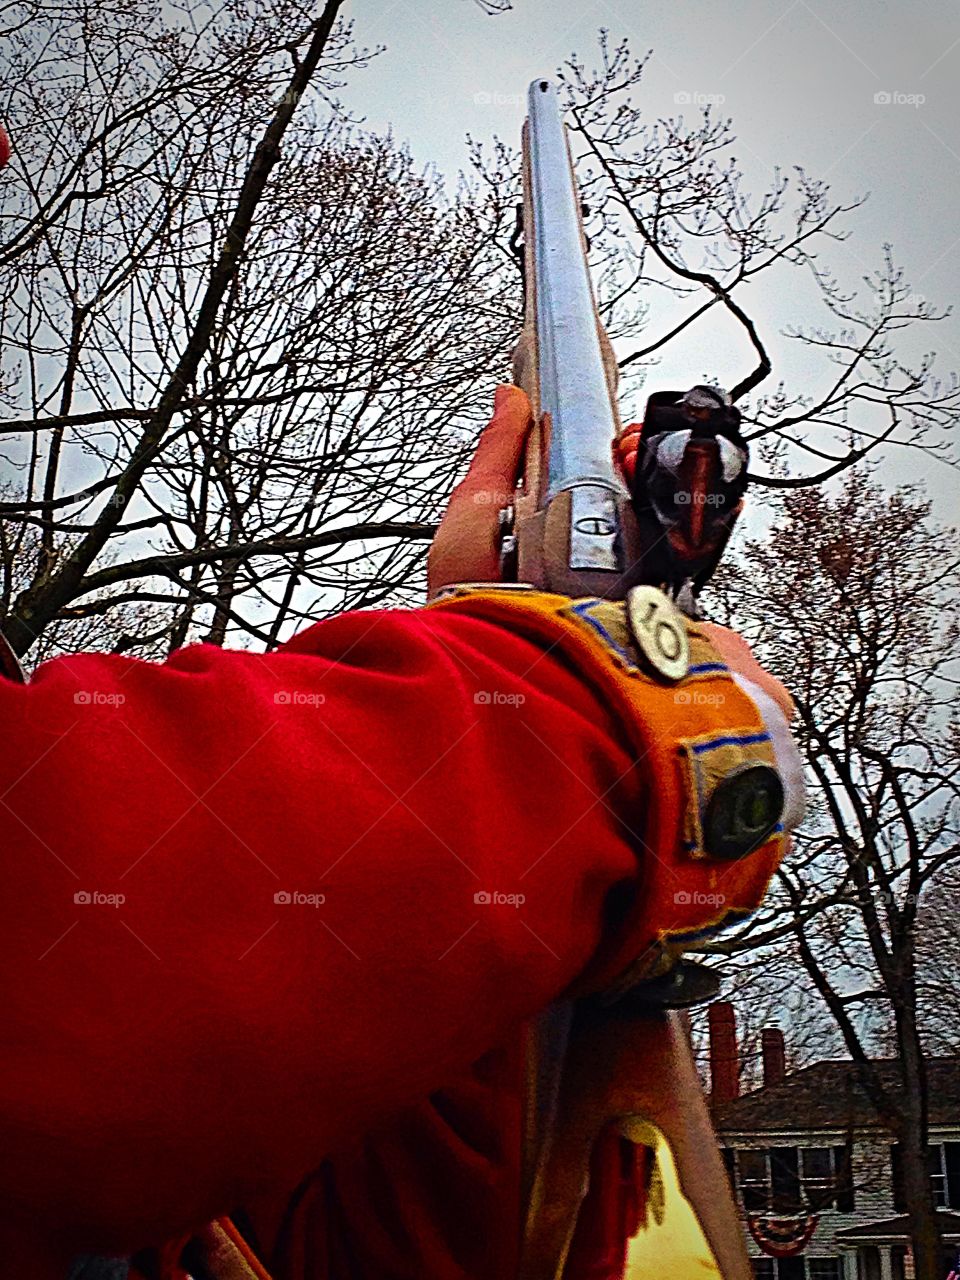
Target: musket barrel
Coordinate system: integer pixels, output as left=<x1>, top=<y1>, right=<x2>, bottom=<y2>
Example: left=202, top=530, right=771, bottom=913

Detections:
left=526, top=79, right=623, bottom=502
left=509, top=79, right=640, bottom=595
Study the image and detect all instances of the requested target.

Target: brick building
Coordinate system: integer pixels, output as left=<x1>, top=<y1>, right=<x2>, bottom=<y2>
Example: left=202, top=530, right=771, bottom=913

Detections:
left=706, top=1002, right=960, bottom=1280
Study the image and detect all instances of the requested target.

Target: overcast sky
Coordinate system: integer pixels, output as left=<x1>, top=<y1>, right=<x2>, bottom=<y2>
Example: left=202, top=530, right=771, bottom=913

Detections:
left=338, top=0, right=959, bottom=517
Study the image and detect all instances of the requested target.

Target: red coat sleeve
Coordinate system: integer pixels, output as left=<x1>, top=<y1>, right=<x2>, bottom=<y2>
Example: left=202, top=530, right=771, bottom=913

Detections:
left=0, top=607, right=643, bottom=1252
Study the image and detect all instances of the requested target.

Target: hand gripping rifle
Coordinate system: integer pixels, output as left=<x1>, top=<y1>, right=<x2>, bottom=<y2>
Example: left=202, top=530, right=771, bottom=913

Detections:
left=508, top=80, right=752, bottom=1280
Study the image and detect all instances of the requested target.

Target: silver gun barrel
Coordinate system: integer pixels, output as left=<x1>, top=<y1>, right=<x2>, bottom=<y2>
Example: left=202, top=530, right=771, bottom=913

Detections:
left=526, top=79, right=624, bottom=504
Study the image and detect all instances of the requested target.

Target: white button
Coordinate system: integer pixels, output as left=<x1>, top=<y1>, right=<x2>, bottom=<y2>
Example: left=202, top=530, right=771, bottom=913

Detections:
left=626, top=586, right=690, bottom=682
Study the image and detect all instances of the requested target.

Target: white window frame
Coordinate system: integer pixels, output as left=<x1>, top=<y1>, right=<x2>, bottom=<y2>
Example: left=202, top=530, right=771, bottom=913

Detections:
left=736, top=1146, right=848, bottom=1213
left=929, top=1142, right=948, bottom=1209
left=800, top=1146, right=841, bottom=1210
left=738, top=1148, right=772, bottom=1211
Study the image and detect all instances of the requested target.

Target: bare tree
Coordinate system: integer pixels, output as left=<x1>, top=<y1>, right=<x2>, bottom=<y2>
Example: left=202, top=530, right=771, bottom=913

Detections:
left=699, top=469, right=959, bottom=1279
left=546, top=35, right=958, bottom=481
left=915, top=867, right=960, bottom=1058
left=5, top=18, right=957, bottom=663
left=0, top=0, right=520, bottom=662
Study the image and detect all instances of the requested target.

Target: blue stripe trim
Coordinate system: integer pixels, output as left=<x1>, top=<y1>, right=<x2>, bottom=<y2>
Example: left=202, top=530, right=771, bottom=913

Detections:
left=570, top=599, right=603, bottom=620
left=687, top=662, right=729, bottom=675
left=691, top=731, right=771, bottom=754
left=568, top=599, right=636, bottom=667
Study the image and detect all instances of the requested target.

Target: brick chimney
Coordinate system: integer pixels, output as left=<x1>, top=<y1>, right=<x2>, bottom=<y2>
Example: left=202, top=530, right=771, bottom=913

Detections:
left=708, top=1001, right=740, bottom=1103
left=761, top=1026, right=786, bottom=1088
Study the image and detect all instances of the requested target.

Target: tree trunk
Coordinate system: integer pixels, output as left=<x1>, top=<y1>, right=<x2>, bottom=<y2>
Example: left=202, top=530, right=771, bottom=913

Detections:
left=899, top=1126, right=943, bottom=1280
left=896, top=1032, right=941, bottom=1280
left=893, top=955, right=943, bottom=1279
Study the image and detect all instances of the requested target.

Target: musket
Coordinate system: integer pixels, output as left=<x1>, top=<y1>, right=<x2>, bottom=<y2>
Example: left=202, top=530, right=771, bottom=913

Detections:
left=508, top=79, right=752, bottom=1280
left=506, top=78, right=641, bottom=599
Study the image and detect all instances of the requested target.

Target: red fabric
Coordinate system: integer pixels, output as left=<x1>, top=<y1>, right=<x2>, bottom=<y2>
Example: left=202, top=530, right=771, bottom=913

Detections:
left=563, top=1127, right=651, bottom=1280
left=250, top=1042, right=525, bottom=1279
left=0, top=607, right=645, bottom=1264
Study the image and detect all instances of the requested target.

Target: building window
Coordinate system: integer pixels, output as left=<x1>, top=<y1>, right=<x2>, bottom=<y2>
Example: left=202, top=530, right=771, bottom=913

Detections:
left=947, top=1143, right=960, bottom=1209
left=892, top=1141, right=960, bottom=1211
left=770, top=1147, right=802, bottom=1213
left=777, top=1259, right=805, bottom=1280
left=751, top=1260, right=841, bottom=1279
left=802, top=1146, right=855, bottom=1213
left=930, top=1143, right=948, bottom=1208
left=739, top=1148, right=771, bottom=1213
left=732, top=1147, right=854, bottom=1214
left=801, top=1147, right=833, bottom=1209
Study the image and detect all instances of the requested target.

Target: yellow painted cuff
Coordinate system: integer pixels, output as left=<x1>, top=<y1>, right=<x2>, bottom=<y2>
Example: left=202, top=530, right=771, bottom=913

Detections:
left=427, top=585, right=787, bottom=991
